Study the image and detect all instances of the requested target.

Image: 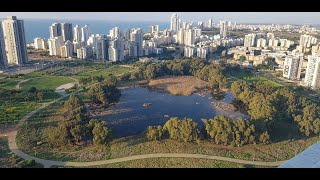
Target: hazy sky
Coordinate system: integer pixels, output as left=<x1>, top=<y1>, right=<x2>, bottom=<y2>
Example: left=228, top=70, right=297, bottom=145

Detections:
left=0, top=12, right=320, bottom=24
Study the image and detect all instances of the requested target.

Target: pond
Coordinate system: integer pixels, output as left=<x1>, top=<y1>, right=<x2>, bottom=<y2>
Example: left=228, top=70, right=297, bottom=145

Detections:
left=95, top=87, right=248, bottom=137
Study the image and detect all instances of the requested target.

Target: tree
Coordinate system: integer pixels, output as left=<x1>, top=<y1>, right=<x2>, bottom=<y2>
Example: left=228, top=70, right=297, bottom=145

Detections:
left=146, top=125, right=163, bottom=141
left=294, top=103, right=320, bottom=136
left=239, top=55, right=246, bottom=62
left=92, top=121, right=111, bottom=146
left=87, top=83, right=107, bottom=105
left=28, top=87, right=37, bottom=93
left=259, top=131, right=270, bottom=144
left=230, top=81, right=250, bottom=98
left=36, top=91, right=44, bottom=102
left=70, top=125, right=84, bottom=143
left=45, top=125, right=69, bottom=147
left=162, top=117, right=199, bottom=142
left=144, top=64, right=157, bottom=80
left=248, top=93, right=275, bottom=121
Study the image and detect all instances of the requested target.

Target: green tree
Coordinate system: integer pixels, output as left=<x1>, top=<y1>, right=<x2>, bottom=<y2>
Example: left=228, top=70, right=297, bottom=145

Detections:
left=92, top=121, right=111, bottom=146
left=45, top=125, right=69, bottom=147
left=36, top=91, right=44, bottom=102
left=146, top=125, right=163, bottom=141
left=259, top=131, right=270, bottom=144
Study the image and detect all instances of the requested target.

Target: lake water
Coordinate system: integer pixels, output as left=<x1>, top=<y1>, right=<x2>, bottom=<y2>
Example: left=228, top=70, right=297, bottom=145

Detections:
left=95, top=87, right=248, bottom=137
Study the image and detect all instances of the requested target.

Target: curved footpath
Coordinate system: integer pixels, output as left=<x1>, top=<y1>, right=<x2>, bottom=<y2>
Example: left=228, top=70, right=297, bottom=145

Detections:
left=3, top=81, right=287, bottom=168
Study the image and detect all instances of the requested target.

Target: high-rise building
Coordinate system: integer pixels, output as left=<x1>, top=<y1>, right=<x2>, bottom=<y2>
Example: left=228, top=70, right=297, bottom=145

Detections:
left=219, top=21, right=227, bottom=39
left=184, top=46, right=195, bottom=58
left=197, top=47, right=207, bottom=59
left=60, top=40, right=73, bottom=58
left=95, top=36, right=108, bottom=60
left=300, top=34, right=317, bottom=48
left=305, top=54, right=320, bottom=89
left=110, top=27, right=120, bottom=39
left=0, top=23, right=7, bottom=68
left=34, top=37, right=47, bottom=50
left=1, top=16, right=28, bottom=65
left=149, top=25, right=159, bottom=34
left=108, top=38, right=124, bottom=62
left=256, top=38, right=267, bottom=48
left=207, top=19, right=213, bottom=28
left=130, top=28, right=143, bottom=57
left=73, top=25, right=82, bottom=43
left=61, top=23, right=73, bottom=42
left=77, top=46, right=93, bottom=59
left=48, top=36, right=64, bottom=56
left=184, top=29, right=194, bottom=46
left=244, top=33, right=256, bottom=47
left=49, top=23, right=62, bottom=39
left=170, top=13, right=180, bottom=33
left=81, top=24, right=90, bottom=42
left=283, top=54, right=303, bottom=80
left=178, top=29, right=185, bottom=45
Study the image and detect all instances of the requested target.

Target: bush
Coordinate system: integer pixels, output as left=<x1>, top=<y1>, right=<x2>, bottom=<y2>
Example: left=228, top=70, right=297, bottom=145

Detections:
left=146, top=125, right=163, bottom=141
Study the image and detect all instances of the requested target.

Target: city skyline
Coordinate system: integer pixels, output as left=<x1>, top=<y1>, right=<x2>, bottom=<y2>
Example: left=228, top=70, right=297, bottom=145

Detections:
left=1, top=12, right=320, bottom=25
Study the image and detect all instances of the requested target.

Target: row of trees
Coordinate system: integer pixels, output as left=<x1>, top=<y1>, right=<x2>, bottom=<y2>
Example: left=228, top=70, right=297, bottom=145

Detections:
left=0, top=87, right=45, bottom=102
left=45, top=94, right=111, bottom=147
left=146, top=116, right=270, bottom=146
left=230, top=80, right=320, bottom=138
left=136, top=59, right=231, bottom=91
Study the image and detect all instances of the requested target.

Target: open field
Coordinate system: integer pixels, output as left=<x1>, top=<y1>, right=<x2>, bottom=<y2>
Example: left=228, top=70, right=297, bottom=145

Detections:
left=20, top=77, right=74, bottom=90
left=228, top=71, right=283, bottom=87
left=148, top=76, right=208, bottom=96
left=87, top=157, right=270, bottom=168
left=0, top=78, right=21, bottom=90
left=76, top=65, right=133, bottom=80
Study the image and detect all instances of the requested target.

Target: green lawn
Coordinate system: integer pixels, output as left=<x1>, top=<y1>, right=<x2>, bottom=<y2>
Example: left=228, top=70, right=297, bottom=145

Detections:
left=0, top=101, right=41, bottom=124
left=0, top=78, right=21, bottom=90
left=228, top=71, right=283, bottom=87
left=87, top=158, right=270, bottom=168
left=0, top=138, right=12, bottom=168
left=76, top=65, right=133, bottom=79
left=20, top=77, right=74, bottom=90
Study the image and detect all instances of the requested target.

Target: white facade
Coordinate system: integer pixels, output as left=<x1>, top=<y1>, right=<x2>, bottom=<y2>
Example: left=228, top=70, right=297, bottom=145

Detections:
left=60, top=40, right=73, bottom=58
left=130, top=28, right=143, bottom=57
left=73, top=25, right=82, bottom=43
left=283, top=54, right=303, bottom=80
left=300, top=34, right=317, bottom=48
left=34, top=37, right=47, bottom=50
left=184, top=29, right=194, bottom=46
left=256, top=38, right=267, bottom=48
left=197, top=47, right=207, bottom=59
left=109, top=27, right=120, bottom=39
left=219, top=21, right=227, bottom=39
left=170, top=13, right=180, bottom=33
left=95, top=37, right=108, bottom=60
left=305, top=54, right=320, bottom=89
left=49, top=23, right=62, bottom=39
left=184, top=46, right=195, bottom=58
left=1, top=16, right=28, bottom=65
left=48, top=36, right=64, bottom=56
left=81, top=25, right=90, bottom=43
left=244, top=33, right=256, bottom=47
left=108, top=38, right=124, bottom=62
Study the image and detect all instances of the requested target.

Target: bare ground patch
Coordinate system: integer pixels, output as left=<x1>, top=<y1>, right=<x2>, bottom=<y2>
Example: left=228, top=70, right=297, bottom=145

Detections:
left=148, top=76, right=208, bottom=96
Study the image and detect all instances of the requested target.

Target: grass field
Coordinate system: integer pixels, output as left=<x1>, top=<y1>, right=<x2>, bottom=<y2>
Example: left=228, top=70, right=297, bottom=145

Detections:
left=148, top=76, right=208, bottom=96
left=20, top=77, right=74, bottom=90
left=0, top=78, right=21, bottom=90
left=76, top=65, right=133, bottom=80
left=88, top=158, right=270, bottom=168
left=0, top=101, right=40, bottom=124
left=228, top=71, right=283, bottom=87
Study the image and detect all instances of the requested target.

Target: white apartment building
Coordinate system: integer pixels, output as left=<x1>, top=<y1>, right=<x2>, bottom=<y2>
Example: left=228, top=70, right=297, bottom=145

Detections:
left=48, top=36, right=64, bottom=56
left=34, top=37, right=47, bottom=50
left=1, top=16, right=28, bottom=65
left=73, top=25, right=82, bottom=43
left=184, top=46, right=195, bottom=58
left=244, top=33, right=256, bottom=47
left=305, top=54, right=320, bottom=89
left=81, top=25, right=90, bottom=43
left=197, top=47, right=207, bottom=59
left=283, top=54, right=303, bottom=80
left=0, top=23, right=7, bottom=68
left=219, top=21, right=227, bottom=39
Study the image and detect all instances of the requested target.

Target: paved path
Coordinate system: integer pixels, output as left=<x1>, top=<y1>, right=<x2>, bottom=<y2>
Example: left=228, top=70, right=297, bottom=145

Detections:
left=4, top=81, right=287, bottom=168
left=15, top=79, right=30, bottom=89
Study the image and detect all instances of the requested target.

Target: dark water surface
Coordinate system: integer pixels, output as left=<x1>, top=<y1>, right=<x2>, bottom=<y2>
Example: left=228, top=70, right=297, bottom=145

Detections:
left=96, top=87, right=248, bottom=137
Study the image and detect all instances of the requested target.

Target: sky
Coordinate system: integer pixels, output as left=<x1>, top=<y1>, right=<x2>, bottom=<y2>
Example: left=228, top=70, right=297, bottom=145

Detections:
left=0, top=12, right=320, bottom=24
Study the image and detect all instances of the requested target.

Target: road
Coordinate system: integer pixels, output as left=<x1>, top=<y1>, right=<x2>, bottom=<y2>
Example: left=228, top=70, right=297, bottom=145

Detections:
left=3, top=81, right=287, bottom=168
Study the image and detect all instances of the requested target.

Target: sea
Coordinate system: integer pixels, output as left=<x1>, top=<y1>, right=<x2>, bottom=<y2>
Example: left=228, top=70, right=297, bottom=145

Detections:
left=22, top=19, right=170, bottom=43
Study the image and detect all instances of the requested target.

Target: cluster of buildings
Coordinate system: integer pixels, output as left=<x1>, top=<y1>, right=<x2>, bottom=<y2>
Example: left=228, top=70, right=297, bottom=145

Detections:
left=0, top=16, right=28, bottom=68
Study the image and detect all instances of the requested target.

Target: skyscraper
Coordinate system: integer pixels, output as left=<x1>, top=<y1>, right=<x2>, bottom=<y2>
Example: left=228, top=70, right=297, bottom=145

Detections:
left=0, top=23, right=7, bottom=68
left=48, top=36, right=64, bottom=56
left=283, top=54, right=303, bottom=80
left=130, top=28, right=143, bottom=57
left=244, top=33, right=256, bottom=47
left=219, top=21, right=227, bottom=39
left=109, top=27, right=120, bottom=39
left=184, top=29, right=194, bottom=46
left=81, top=24, right=90, bottom=43
left=149, top=25, right=159, bottom=34
left=60, top=40, right=73, bottom=58
left=170, top=13, right=180, bottom=33
left=61, top=23, right=73, bottom=42
left=49, top=23, right=62, bottom=39
left=207, top=19, right=213, bottom=28
left=305, top=54, right=320, bottom=89
left=95, top=36, right=108, bottom=60
left=1, top=16, right=28, bottom=65
left=109, top=38, right=124, bottom=62
left=73, top=25, right=82, bottom=43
